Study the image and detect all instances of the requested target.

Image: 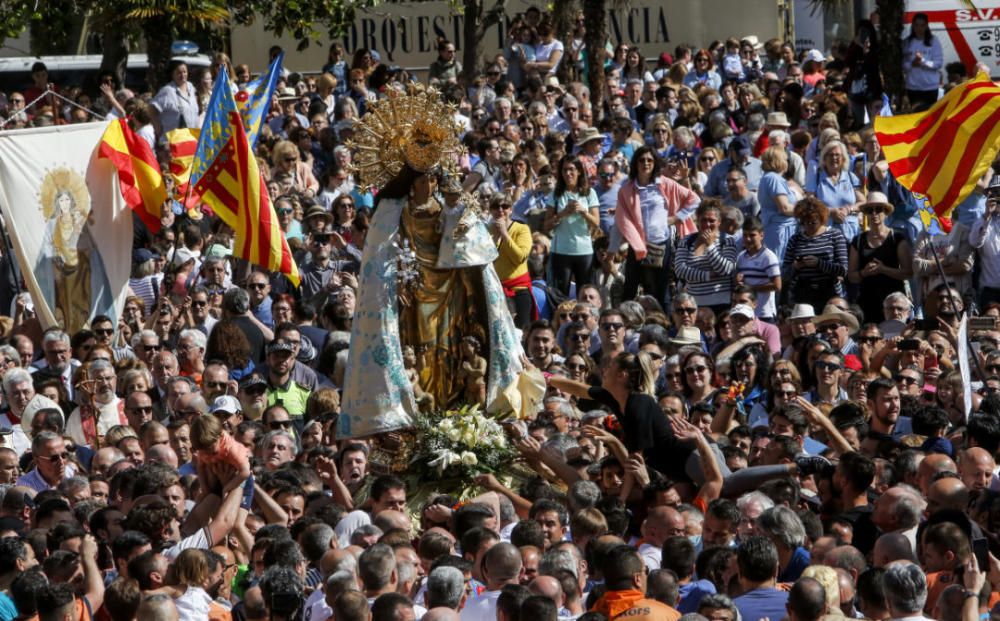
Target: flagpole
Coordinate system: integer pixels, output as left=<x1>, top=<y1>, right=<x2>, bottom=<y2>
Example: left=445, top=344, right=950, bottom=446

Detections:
left=918, top=203, right=986, bottom=383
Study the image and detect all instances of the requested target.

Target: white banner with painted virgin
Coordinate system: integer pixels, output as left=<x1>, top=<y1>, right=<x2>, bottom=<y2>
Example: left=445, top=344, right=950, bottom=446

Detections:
left=0, top=121, right=132, bottom=334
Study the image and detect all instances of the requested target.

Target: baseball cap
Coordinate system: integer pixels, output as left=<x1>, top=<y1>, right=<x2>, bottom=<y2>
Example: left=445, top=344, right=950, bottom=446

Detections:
left=730, top=304, right=756, bottom=320
left=210, top=395, right=242, bottom=415
left=239, top=374, right=267, bottom=391
left=266, top=339, right=295, bottom=355
left=133, top=248, right=160, bottom=263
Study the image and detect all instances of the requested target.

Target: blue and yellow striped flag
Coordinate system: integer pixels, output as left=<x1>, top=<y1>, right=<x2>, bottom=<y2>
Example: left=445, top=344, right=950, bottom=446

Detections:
left=235, top=52, right=283, bottom=148
left=189, top=68, right=300, bottom=285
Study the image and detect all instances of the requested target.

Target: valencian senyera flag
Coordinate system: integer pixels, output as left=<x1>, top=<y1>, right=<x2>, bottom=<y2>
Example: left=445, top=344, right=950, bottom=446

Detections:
left=0, top=121, right=133, bottom=333
left=189, top=67, right=300, bottom=285
left=98, top=118, right=167, bottom=233
left=875, top=72, right=1000, bottom=218
left=236, top=52, right=283, bottom=148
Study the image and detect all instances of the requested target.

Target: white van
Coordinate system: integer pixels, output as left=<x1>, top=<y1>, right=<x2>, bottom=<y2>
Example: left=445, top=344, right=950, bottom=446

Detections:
left=905, top=0, right=1000, bottom=78
left=0, top=52, right=211, bottom=96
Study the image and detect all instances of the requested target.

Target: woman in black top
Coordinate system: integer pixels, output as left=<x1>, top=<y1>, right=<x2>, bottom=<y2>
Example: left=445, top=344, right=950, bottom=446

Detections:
left=548, top=351, right=689, bottom=481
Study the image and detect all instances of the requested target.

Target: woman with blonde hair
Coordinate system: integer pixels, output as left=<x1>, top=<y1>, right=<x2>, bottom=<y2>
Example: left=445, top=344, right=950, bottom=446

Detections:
left=759, top=145, right=796, bottom=261
left=806, top=140, right=864, bottom=242
left=269, top=140, right=319, bottom=197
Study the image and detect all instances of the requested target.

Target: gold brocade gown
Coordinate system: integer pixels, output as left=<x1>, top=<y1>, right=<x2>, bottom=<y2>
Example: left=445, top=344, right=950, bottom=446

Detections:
left=399, top=198, right=489, bottom=406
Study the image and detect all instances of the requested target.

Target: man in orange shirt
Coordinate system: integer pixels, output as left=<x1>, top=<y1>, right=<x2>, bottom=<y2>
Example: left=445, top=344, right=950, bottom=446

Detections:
left=590, top=545, right=681, bottom=621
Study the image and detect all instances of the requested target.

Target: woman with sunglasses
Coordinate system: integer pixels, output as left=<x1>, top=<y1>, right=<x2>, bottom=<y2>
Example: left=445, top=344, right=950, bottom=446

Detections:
left=331, top=195, right=357, bottom=244
left=489, top=194, right=535, bottom=329
left=683, top=49, right=722, bottom=91
left=695, top=147, right=722, bottom=191
left=270, top=140, right=319, bottom=199
left=648, top=117, right=673, bottom=158
left=848, top=193, right=912, bottom=323
left=680, top=351, right=717, bottom=407
left=274, top=196, right=304, bottom=243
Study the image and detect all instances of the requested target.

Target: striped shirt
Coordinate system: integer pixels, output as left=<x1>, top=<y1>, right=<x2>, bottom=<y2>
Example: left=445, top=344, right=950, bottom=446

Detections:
left=781, top=228, right=848, bottom=293
left=737, top=247, right=781, bottom=318
left=673, top=233, right=739, bottom=307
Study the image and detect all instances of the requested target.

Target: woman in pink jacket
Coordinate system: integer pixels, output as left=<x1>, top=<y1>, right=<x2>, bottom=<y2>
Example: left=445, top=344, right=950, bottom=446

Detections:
left=615, top=146, right=701, bottom=306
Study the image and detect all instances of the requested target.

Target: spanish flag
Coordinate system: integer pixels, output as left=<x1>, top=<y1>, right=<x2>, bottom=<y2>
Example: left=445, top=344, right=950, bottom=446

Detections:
left=166, top=127, right=199, bottom=206
left=189, top=69, right=300, bottom=285
left=875, top=73, right=1000, bottom=218
left=97, top=119, right=167, bottom=233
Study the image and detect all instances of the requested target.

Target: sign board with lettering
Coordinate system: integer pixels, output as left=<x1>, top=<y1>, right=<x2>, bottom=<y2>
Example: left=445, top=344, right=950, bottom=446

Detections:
left=905, top=0, right=1000, bottom=78
left=231, top=0, right=783, bottom=73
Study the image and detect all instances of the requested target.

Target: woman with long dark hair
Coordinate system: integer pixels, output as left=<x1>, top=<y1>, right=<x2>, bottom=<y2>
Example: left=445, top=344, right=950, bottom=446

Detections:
left=616, top=146, right=699, bottom=306
left=903, top=13, right=943, bottom=111
left=544, top=155, right=600, bottom=297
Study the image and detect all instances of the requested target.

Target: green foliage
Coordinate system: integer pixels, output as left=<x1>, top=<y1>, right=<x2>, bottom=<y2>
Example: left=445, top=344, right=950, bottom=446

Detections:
left=231, top=0, right=388, bottom=51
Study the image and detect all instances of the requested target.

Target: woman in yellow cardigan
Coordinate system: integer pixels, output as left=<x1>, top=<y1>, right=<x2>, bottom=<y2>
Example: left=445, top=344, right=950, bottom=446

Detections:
left=488, top=193, right=535, bottom=329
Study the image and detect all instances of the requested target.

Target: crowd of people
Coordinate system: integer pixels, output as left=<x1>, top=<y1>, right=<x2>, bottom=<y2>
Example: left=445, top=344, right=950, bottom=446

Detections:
left=0, top=5, right=1000, bottom=621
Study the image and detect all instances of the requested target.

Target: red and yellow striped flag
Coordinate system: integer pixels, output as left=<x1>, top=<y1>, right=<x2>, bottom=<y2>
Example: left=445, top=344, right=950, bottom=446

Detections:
left=193, top=110, right=300, bottom=286
left=874, top=73, right=1000, bottom=218
left=190, top=69, right=300, bottom=285
left=166, top=128, right=199, bottom=207
left=97, top=119, right=167, bottom=233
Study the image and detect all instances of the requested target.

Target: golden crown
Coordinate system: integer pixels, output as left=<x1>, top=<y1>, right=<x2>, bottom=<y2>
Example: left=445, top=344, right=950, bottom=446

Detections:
left=346, top=84, right=465, bottom=190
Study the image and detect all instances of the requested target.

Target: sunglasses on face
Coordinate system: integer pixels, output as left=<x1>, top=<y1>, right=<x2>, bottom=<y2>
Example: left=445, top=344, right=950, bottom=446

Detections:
left=601, top=322, right=624, bottom=331
left=269, top=420, right=293, bottom=429
left=815, top=361, right=841, bottom=372
left=685, top=365, right=708, bottom=374
left=570, top=333, right=590, bottom=342
left=856, top=336, right=881, bottom=344
left=895, top=375, right=919, bottom=385
left=676, top=307, right=697, bottom=315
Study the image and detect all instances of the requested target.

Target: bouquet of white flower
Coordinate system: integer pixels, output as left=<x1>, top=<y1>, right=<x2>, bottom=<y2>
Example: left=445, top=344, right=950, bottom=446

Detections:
left=411, top=404, right=515, bottom=479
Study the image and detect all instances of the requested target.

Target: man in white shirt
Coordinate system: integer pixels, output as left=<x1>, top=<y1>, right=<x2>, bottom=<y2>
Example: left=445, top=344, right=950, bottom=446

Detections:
left=65, top=359, right=123, bottom=448
left=639, top=506, right=686, bottom=572
left=461, top=543, right=523, bottom=621
left=970, top=176, right=1000, bottom=308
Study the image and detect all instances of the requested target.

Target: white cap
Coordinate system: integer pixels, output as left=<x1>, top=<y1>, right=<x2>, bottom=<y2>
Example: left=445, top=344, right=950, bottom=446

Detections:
left=789, top=304, right=816, bottom=320
left=804, top=49, right=826, bottom=64
left=730, top=304, right=756, bottom=320
left=210, top=395, right=241, bottom=414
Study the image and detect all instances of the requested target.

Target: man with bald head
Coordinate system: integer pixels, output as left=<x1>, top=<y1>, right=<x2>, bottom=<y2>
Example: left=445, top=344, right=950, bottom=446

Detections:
left=528, top=575, right=563, bottom=607
left=872, top=485, right=926, bottom=554
left=373, top=509, right=412, bottom=534
left=872, top=532, right=918, bottom=567
left=917, top=454, right=958, bottom=495
left=824, top=545, right=867, bottom=582
left=173, top=392, right=208, bottom=425
left=520, top=546, right=540, bottom=585
left=926, top=477, right=970, bottom=515
left=461, top=542, right=523, bottom=621
left=835, top=568, right=858, bottom=617
left=90, top=447, right=125, bottom=477
left=959, top=448, right=995, bottom=494
left=124, top=391, right=155, bottom=433
left=639, top=505, right=685, bottom=571
left=146, top=444, right=179, bottom=469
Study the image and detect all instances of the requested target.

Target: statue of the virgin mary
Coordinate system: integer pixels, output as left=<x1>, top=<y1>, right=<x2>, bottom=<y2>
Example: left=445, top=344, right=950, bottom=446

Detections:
left=338, top=85, right=524, bottom=439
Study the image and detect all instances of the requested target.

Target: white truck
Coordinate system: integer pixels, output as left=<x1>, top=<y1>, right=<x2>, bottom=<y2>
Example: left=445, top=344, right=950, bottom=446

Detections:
left=905, top=0, right=1000, bottom=78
